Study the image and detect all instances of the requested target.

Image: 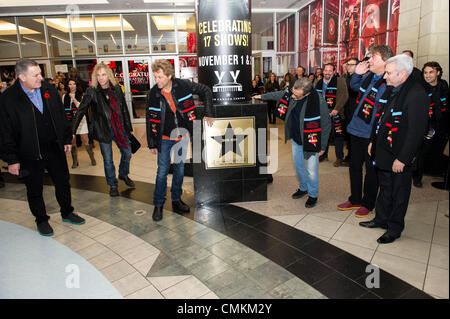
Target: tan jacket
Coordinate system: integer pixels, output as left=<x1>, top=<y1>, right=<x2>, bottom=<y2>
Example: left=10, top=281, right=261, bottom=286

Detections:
left=315, top=76, right=349, bottom=119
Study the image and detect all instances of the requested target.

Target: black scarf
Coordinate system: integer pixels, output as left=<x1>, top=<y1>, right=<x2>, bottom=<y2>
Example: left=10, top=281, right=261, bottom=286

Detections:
left=356, top=72, right=388, bottom=124
left=276, top=88, right=291, bottom=120
left=427, top=81, right=448, bottom=128
left=316, top=75, right=344, bottom=137
left=375, top=77, right=414, bottom=151
left=303, top=89, right=322, bottom=152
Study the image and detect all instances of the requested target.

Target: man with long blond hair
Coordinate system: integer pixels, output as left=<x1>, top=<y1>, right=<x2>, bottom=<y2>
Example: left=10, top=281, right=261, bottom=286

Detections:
left=72, top=63, right=134, bottom=196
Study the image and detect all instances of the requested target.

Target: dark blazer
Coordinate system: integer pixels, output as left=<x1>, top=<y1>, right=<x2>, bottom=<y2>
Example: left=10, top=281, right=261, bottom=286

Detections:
left=372, top=78, right=429, bottom=171
left=0, top=80, right=72, bottom=165
left=72, top=83, right=132, bottom=143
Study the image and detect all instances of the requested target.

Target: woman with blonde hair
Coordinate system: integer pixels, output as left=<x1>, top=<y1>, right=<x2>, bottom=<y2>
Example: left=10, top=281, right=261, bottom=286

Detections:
left=72, top=63, right=134, bottom=196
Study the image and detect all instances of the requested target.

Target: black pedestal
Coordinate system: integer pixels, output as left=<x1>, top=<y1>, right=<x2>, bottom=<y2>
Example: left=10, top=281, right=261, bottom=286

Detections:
left=194, top=101, right=268, bottom=205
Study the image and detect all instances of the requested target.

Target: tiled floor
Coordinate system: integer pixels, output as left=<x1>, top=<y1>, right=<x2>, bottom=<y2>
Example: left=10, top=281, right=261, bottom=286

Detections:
left=0, top=122, right=448, bottom=299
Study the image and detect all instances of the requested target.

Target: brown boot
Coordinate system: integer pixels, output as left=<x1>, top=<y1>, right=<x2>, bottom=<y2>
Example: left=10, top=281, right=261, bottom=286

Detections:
left=333, top=159, right=343, bottom=167
left=85, top=145, right=96, bottom=166
left=71, top=147, right=78, bottom=168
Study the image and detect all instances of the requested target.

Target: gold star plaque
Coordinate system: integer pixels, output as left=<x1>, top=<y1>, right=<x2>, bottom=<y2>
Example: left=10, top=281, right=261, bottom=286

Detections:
left=204, top=116, right=256, bottom=169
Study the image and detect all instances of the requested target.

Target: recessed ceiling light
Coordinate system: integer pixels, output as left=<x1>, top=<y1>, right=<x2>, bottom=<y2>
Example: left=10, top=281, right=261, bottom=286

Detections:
left=0, top=0, right=108, bottom=7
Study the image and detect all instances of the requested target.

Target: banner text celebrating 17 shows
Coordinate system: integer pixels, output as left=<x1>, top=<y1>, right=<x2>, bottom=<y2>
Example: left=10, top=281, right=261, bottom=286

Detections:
left=198, top=19, right=251, bottom=47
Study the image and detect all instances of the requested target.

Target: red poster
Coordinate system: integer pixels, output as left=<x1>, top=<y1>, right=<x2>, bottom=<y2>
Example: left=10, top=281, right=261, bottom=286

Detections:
left=309, top=48, right=322, bottom=71
left=278, top=20, right=287, bottom=52
left=360, top=0, right=389, bottom=58
left=324, top=0, right=339, bottom=45
left=310, top=0, right=323, bottom=49
left=322, top=47, right=339, bottom=67
left=340, top=0, right=362, bottom=62
left=288, top=14, right=295, bottom=52
left=299, top=51, right=308, bottom=73
left=299, top=7, right=309, bottom=52
left=388, top=0, right=400, bottom=54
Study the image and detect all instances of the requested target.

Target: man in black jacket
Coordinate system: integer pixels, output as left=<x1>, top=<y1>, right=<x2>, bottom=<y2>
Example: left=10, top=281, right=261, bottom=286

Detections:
left=147, top=59, right=214, bottom=221
left=73, top=63, right=134, bottom=197
left=0, top=59, right=85, bottom=236
left=361, top=54, right=429, bottom=244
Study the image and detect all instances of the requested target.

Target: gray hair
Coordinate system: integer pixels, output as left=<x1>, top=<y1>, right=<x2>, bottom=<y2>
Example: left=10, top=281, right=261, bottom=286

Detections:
left=15, top=58, right=39, bottom=76
left=385, top=54, right=414, bottom=76
left=293, top=77, right=313, bottom=94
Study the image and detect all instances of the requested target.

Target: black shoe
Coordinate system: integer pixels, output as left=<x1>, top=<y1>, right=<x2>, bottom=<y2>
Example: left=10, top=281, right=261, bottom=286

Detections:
left=377, top=232, right=400, bottom=244
left=292, top=189, right=308, bottom=199
left=152, top=206, right=163, bottom=221
left=110, top=187, right=119, bottom=197
left=305, top=197, right=318, bottom=208
left=413, top=179, right=423, bottom=188
left=172, top=200, right=190, bottom=214
left=359, top=220, right=387, bottom=229
left=37, top=221, right=54, bottom=237
left=319, top=156, right=328, bottom=162
left=431, top=181, right=449, bottom=190
left=119, top=176, right=135, bottom=188
left=62, top=212, right=86, bottom=225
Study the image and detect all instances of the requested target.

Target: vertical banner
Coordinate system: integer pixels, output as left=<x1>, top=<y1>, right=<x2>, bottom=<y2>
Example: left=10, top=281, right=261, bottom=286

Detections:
left=196, top=0, right=252, bottom=103
left=278, top=19, right=287, bottom=52
left=308, top=0, right=323, bottom=72
left=324, top=0, right=339, bottom=46
left=299, top=7, right=309, bottom=53
left=388, top=0, right=400, bottom=54
left=360, top=0, right=389, bottom=58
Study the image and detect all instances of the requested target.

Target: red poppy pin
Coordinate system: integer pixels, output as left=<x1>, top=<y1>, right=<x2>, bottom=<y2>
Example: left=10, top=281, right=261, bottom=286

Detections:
left=44, top=93, right=50, bottom=99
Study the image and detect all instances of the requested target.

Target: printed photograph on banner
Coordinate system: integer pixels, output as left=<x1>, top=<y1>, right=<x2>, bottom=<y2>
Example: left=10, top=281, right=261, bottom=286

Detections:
left=179, top=56, right=198, bottom=82
left=310, top=0, right=323, bottom=48
left=322, top=47, right=339, bottom=68
left=298, top=6, right=309, bottom=52
left=360, top=0, right=389, bottom=58
left=324, top=0, right=339, bottom=46
left=387, top=0, right=400, bottom=53
left=278, top=20, right=287, bottom=52
left=298, top=51, right=308, bottom=74
left=340, top=0, right=362, bottom=45
left=309, top=48, right=322, bottom=73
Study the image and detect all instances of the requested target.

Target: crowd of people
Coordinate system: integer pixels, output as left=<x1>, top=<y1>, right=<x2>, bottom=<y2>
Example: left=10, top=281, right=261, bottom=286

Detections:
left=0, top=50, right=448, bottom=244
left=255, top=46, right=449, bottom=244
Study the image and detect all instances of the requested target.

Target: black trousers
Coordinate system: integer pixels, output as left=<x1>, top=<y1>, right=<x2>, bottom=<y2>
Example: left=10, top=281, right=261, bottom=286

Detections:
left=267, top=101, right=277, bottom=124
left=414, top=131, right=449, bottom=181
left=323, top=129, right=345, bottom=160
left=348, top=134, right=379, bottom=210
left=373, top=168, right=413, bottom=237
left=21, top=143, right=74, bottom=224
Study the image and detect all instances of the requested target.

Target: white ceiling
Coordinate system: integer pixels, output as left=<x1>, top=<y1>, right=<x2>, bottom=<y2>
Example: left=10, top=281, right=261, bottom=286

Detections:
left=0, top=0, right=310, bottom=15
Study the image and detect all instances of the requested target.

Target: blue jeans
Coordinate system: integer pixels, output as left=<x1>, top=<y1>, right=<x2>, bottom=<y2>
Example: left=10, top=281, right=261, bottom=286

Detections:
left=292, top=141, right=319, bottom=198
left=99, top=135, right=132, bottom=188
left=154, top=137, right=189, bottom=207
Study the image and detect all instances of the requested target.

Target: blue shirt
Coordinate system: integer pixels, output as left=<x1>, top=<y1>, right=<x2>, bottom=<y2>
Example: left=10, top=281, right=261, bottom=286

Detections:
left=347, top=73, right=386, bottom=139
left=20, top=82, right=43, bottom=114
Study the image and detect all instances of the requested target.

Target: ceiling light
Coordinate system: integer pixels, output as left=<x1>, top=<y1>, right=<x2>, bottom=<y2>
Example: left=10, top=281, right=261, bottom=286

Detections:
left=0, top=20, right=39, bottom=35
left=0, top=0, right=108, bottom=7
left=152, top=16, right=190, bottom=31
left=33, top=17, right=134, bottom=33
left=82, top=34, right=95, bottom=45
left=51, top=34, right=70, bottom=44
left=22, top=36, right=46, bottom=45
left=110, top=33, right=117, bottom=46
left=0, top=38, right=18, bottom=44
left=143, top=0, right=193, bottom=4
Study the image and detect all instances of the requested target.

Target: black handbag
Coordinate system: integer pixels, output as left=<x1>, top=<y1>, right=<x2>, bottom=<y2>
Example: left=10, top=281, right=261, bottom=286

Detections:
left=129, top=134, right=141, bottom=154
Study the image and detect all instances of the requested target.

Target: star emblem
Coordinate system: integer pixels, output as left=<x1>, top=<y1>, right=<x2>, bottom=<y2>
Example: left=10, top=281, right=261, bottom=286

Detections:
left=211, top=122, right=248, bottom=157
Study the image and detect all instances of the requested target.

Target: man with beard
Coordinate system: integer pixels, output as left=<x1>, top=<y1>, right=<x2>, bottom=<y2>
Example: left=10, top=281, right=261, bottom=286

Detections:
left=315, top=63, right=349, bottom=165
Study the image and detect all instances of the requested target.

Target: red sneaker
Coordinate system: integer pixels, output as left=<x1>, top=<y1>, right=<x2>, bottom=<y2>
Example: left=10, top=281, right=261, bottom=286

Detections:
left=337, top=201, right=361, bottom=211
left=355, top=206, right=371, bottom=218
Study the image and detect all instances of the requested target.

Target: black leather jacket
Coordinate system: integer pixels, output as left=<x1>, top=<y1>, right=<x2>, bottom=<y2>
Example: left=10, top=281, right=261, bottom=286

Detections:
left=72, top=83, right=132, bottom=143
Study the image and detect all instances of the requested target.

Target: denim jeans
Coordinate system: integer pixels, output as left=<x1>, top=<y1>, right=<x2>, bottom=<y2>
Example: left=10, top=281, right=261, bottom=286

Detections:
left=99, top=135, right=132, bottom=188
left=154, top=137, right=189, bottom=207
left=292, top=140, right=319, bottom=198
